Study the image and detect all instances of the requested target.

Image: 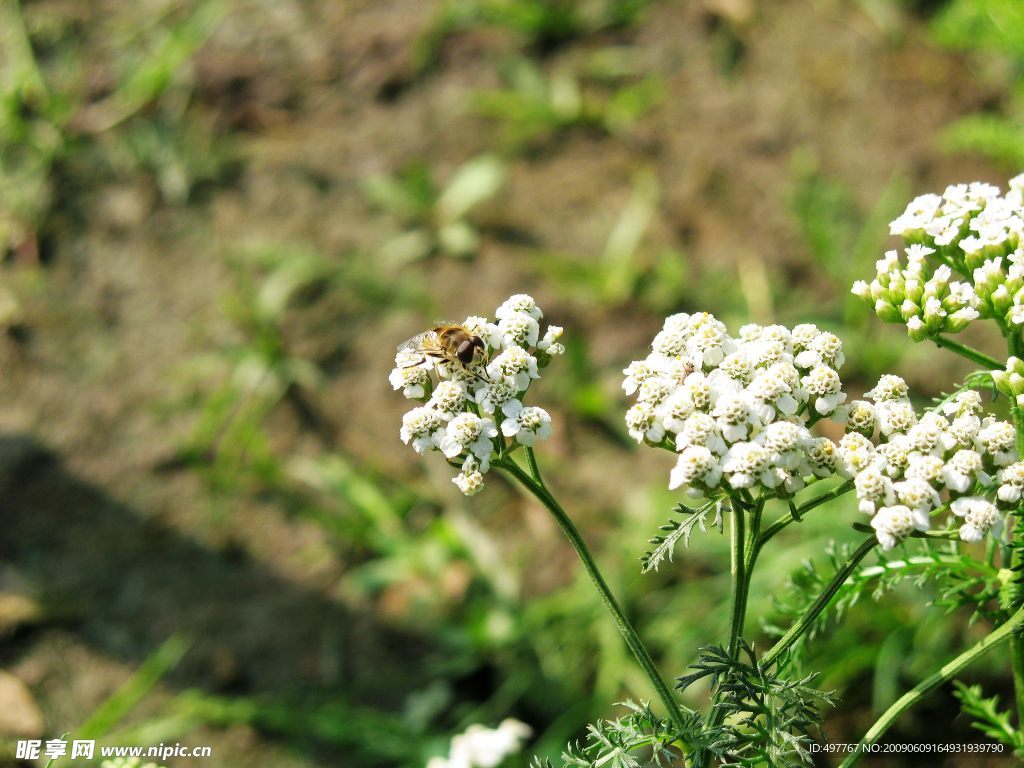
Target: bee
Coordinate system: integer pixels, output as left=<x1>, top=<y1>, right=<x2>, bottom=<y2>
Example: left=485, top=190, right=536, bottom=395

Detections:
left=398, top=323, right=490, bottom=380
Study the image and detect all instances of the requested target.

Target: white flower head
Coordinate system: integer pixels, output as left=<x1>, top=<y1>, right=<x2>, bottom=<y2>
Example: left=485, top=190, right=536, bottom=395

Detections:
left=855, top=466, right=895, bottom=515
left=440, top=412, right=498, bottom=465
left=872, top=504, right=927, bottom=551
left=977, top=419, right=1018, bottom=466
left=395, top=295, right=559, bottom=496
left=390, top=354, right=432, bottom=399
left=496, top=294, right=542, bottom=321
left=435, top=719, right=532, bottom=768
left=401, top=407, right=445, bottom=454
left=997, top=461, right=1024, bottom=505
left=721, top=442, right=772, bottom=489
left=866, top=375, right=909, bottom=403
left=626, top=402, right=665, bottom=444
left=669, top=445, right=722, bottom=491
left=538, top=325, right=565, bottom=355
left=487, top=346, right=539, bottom=391
left=951, top=496, right=1004, bottom=543
left=475, top=376, right=522, bottom=416
left=498, top=310, right=540, bottom=348
left=501, top=404, right=552, bottom=446
left=428, top=380, right=470, bottom=419
left=942, top=449, right=988, bottom=493
left=453, top=455, right=487, bottom=496
left=622, top=360, right=657, bottom=396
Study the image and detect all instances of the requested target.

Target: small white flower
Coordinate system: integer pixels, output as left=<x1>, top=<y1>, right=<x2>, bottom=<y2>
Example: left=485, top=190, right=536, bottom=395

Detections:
left=401, top=407, right=445, bottom=454
left=906, top=413, right=950, bottom=455
left=802, top=365, right=846, bottom=415
left=538, top=325, right=564, bottom=355
left=806, top=437, right=839, bottom=477
left=440, top=718, right=532, bottom=768
left=712, top=392, right=755, bottom=443
left=453, top=456, right=487, bottom=496
left=951, top=496, right=1004, bottom=543
left=625, top=402, right=665, bottom=444
left=721, top=442, right=771, bottom=489
left=997, top=461, right=1024, bottom=504
left=496, top=294, right=542, bottom=321
left=440, top=413, right=498, bottom=464
left=837, top=432, right=878, bottom=477
left=675, top=412, right=726, bottom=454
left=876, top=435, right=912, bottom=478
left=652, top=327, right=688, bottom=357
left=622, top=360, right=657, bottom=395
left=905, top=453, right=945, bottom=484
left=893, top=477, right=941, bottom=515
left=669, top=445, right=722, bottom=491
left=428, top=380, right=470, bottom=419
left=389, top=358, right=431, bottom=399
left=501, top=404, right=552, bottom=446
left=657, top=389, right=696, bottom=433
left=475, top=376, right=522, bottom=416
left=942, top=449, right=988, bottom=493
left=637, top=376, right=673, bottom=407
left=872, top=504, right=927, bottom=551
left=946, top=414, right=982, bottom=448
left=839, top=400, right=876, bottom=435
left=855, top=466, right=895, bottom=515
left=498, top=310, right=540, bottom=348
left=487, top=345, right=539, bottom=391
left=977, top=419, right=1017, bottom=465
left=866, top=375, right=909, bottom=402
left=876, top=400, right=917, bottom=436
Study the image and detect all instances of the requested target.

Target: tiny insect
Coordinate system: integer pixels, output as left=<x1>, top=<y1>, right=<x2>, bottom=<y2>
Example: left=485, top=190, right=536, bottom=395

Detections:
left=398, top=323, right=490, bottom=380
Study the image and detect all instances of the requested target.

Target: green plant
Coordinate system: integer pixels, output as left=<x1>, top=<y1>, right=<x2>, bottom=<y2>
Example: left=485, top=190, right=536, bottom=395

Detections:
left=930, top=0, right=1024, bottom=169
left=414, top=0, right=654, bottom=73
left=471, top=58, right=662, bottom=149
left=0, top=0, right=225, bottom=256
left=364, top=155, right=505, bottom=263
left=392, top=174, right=1024, bottom=766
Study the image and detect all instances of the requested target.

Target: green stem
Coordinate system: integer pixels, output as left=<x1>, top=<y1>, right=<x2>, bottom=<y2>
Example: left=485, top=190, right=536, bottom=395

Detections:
left=727, top=499, right=748, bottom=658
left=839, top=606, right=1024, bottom=767
left=761, top=537, right=878, bottom=668
left=758, top=480, right=855, bottom=548
left=702, top=497, right=762, bottom=745
left=524, top=445, right=542, bottom=483
left=1006, top=330, right=1024, bottom=730
left=497, top=457, right=692, bottom=742
left=1, top=0, right=50, bottom=103
left=932, top=335, right=1002, bottom=370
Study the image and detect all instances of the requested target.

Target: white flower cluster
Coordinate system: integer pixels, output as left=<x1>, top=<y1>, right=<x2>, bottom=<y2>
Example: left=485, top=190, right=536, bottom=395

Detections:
left=836, top=377, right=1017, bottom=550
left=392, top=295, right=562, bottom=496
left=852, top=175, right=1024, bottom=338
left=427, top=719, right=531, bottom=768
left=623, top=313, right=848, bottom=497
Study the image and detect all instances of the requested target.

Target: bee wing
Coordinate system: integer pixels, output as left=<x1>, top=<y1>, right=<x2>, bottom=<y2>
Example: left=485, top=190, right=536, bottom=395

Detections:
left=397, top=330, right=434, bottom=353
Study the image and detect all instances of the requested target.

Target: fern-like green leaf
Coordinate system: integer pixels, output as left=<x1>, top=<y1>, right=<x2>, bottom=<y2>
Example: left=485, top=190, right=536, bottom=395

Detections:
left=640, top=497, right=726, bottom=574
left=953, top=681, right=1024, bottom=753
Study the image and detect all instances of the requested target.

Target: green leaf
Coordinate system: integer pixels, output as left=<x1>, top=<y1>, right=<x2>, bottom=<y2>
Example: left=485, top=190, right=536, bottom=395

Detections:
left=640, top=497, right=725, bottom=574
left=953, top=681, right=1024, bottom=752
left=78, top=633, right=192, bottom=740
left=437, top=154, right=505, bottom=223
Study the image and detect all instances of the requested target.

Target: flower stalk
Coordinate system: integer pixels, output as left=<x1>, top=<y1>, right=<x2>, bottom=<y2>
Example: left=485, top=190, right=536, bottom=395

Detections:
left=838, top=605, right=1024, bottom=767
left=496, top=454, right=693, bottom=745
left=761, top=536, right=877, bottom=668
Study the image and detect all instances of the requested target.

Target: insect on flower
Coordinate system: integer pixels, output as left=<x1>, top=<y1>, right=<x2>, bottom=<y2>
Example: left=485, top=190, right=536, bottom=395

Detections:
left=398, top=323, right=490, bottom=381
